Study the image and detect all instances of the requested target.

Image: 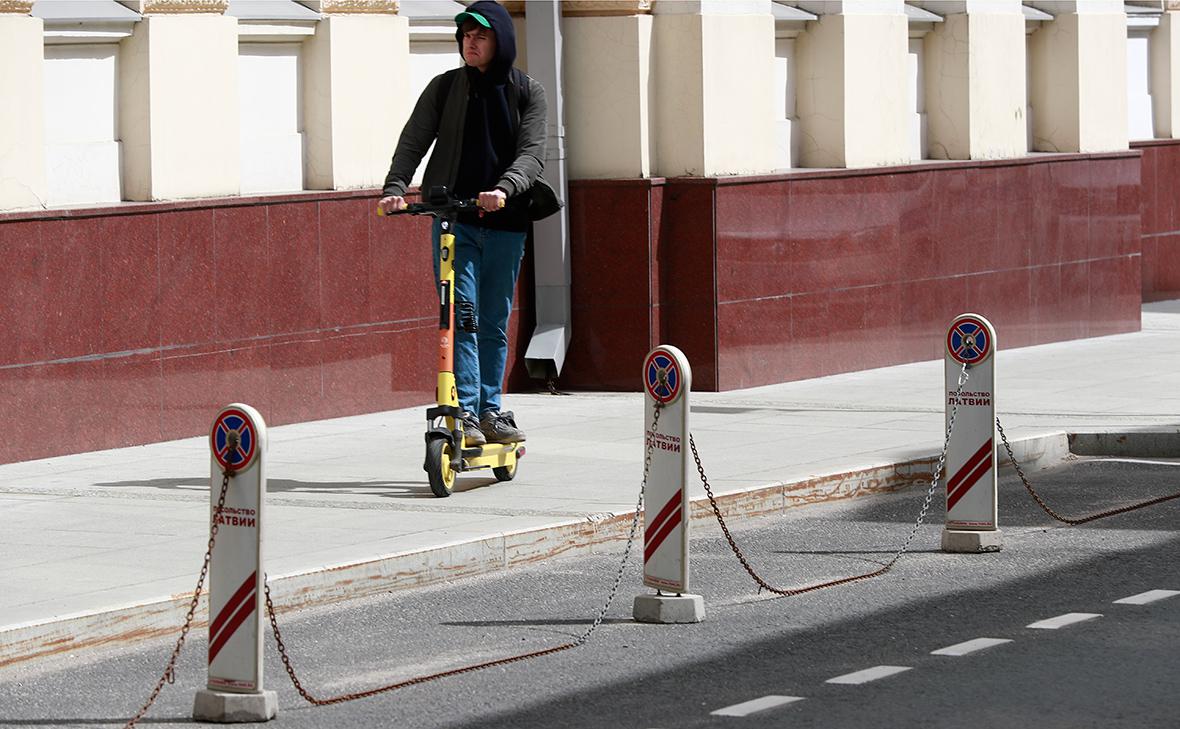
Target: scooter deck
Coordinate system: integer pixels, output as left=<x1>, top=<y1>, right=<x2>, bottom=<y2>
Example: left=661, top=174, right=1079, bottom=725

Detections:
left=461, top=441, right=523, bottom=470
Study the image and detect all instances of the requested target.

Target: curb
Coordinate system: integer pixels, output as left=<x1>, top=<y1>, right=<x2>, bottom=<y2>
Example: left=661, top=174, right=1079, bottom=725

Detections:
left=2, top=429, right=1170, bottom=670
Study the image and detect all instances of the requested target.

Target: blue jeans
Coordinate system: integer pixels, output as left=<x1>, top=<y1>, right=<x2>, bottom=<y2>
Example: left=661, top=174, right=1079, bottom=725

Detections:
left=432, top=220, right=527, bottom=418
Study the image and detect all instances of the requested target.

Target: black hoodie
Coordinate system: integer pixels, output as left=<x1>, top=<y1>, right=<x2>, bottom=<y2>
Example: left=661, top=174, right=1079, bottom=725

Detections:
left=382, top=1, right=547, bottom=226
left=452, top=1, right=527, bottom=230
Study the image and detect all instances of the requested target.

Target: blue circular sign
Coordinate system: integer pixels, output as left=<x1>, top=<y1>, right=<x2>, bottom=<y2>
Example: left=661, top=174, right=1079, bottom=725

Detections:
left=211, top=408, right=257, bottom=471
left=645, top=350, right=681, bottom=404
left=947, top=317, right=992, bottom=365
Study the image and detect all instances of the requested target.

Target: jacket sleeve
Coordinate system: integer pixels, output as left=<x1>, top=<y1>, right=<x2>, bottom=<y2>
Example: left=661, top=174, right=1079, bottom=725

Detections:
left=382, top=74, right=446, bottom=197
left=495, top=76, right=548, bottom=198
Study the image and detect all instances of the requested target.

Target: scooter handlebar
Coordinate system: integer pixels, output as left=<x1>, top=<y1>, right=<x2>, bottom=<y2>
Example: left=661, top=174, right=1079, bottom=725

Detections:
left=378, top=196, right=479, bottom=218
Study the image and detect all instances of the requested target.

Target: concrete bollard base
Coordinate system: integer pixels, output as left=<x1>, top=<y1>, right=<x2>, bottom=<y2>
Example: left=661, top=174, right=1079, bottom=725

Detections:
left=193, top=689, right=278, bottom=723
left=633, top=593, right=705, bottom=623
left=941, top=528, right=1003, bottom=553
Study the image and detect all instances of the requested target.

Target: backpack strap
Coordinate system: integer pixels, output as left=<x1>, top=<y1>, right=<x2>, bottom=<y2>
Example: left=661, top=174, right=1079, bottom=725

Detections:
left=507, top=67, right=531, bottom=133
left=433, top=67, right=462, bottom=119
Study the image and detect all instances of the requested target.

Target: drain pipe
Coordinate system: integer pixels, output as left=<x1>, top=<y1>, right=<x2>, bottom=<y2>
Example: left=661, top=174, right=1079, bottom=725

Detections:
left=523, top=0, right=571, bottom=383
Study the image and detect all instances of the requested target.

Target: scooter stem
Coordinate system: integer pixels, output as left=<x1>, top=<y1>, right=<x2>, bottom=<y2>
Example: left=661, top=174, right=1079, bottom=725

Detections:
left=437, top=216, right=463, bottom=468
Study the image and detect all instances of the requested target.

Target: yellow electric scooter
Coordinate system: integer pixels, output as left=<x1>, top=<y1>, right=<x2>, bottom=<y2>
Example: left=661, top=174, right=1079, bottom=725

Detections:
left=382, top=186, right=525, bottom=497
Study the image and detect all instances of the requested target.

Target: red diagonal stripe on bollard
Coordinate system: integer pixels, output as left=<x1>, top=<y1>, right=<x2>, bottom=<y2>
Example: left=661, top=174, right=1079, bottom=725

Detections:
left=209, top=572, right=256, bottom=650
left=644, top=489, right=682, bottom=549
left=947, top=439, right=994, bottom=512
left=209, top=588, right=257, bottom=664
left=644, top=496, right=683, bottom=563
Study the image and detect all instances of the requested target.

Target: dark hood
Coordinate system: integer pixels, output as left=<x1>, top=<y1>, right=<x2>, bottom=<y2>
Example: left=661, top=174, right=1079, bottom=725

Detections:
left=455, top=0, right=517, bottom=82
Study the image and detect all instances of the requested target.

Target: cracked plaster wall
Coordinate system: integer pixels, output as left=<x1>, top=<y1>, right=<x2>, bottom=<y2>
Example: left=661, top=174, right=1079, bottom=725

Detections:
left=653, top=11, right=775, bottom=176
left=1029, top=10, right=1128, bottom=153
left=0, top=17, right=47, bottom=211
left=563, top=15, right=653, bottom=178
left=797, top=11, right=908, bottom=168
left=303, top=16, right=407, bottom=190
left=925, top=10, right=1026, bottom=160
left=120, top=15, right=241, bottom=201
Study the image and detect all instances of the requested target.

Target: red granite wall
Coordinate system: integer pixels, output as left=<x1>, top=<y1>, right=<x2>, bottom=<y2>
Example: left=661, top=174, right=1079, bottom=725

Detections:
left=0, top=191, right=534, bottom=464
left=1133, top=140, right=1180, bottom=301
left=0, top=150, right=1149, bottom=463
left=562, top=152, right=1143, bottom=391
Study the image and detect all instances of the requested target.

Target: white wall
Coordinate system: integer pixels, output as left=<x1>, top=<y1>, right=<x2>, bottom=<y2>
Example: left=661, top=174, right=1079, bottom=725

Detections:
left=43, top=44, right=122, bottom=206
left=239, top=42, right=303, bottom=194
left=773, top=37, right=800, bottom=169
left=1128, top=30, right=1156, bottom=139
left=908, top=36, right=927, bottom=160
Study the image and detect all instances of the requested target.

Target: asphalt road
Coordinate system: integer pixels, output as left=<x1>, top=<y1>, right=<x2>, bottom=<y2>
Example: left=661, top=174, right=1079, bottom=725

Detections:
left=1, top=456, right=1177, bottom=729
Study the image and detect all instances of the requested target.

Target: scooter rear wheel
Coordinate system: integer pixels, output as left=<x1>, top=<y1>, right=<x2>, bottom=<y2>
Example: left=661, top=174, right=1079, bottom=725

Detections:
left=492, top=462, right=516, bottom=482
left=425, top=438, right=456, bottom=497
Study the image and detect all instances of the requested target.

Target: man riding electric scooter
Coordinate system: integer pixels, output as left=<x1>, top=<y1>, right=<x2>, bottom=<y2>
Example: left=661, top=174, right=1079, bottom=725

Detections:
left=377, top=1, right=556, bottom=494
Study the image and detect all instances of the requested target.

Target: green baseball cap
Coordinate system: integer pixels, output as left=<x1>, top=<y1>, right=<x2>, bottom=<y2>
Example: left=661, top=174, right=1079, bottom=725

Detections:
left=455, top=10, right=491, bottom=29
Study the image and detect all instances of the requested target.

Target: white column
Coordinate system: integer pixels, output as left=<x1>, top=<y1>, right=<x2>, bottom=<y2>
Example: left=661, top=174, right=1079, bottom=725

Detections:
left=563, top=4, right=654, bottom=178
left=120, top=1, right=240, bottom=200
left=795, top=1, right=909, bottom=168
left=1027, top=1, right=1128, bottom=152
left=1152, top=10, right=1180, bottom=137
left=921, top=0, right=1027, bottom=160
left=0, top=7, right=47, bottom=211
left=303, top=1, right=406, bottom=190
left=652, top=0, right=776, bottom=176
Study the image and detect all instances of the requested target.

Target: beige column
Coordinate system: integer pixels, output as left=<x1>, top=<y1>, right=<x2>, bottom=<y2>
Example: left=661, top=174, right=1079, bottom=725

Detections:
left=563, top=1, right=653, bottom=178
left=303, top=1, right=407, bottom=190
left=1027, top=1, right=1128, bottom=153
left=0, top=4, right=46, bottom=211
left=119, top=1, right=239, bottom=201
left=1152, top=8, right=1180, bottom=137
left=795, top=1, right=909, bottom=168
left=651, top=0, right=776, bottom=177
left=920, top=0, right=1026, bottom=160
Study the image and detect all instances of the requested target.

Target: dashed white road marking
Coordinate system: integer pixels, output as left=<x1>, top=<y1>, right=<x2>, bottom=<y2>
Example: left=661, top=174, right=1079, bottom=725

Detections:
left=930, top=637, right=1013, bottom=656
left=1026, top=613, right=1102, bottom=629
left=710, top=695, right=805, bottom=717
left=825, top=665, right=912, bottom=685
left=1114, top=589, right=1180, bottom=605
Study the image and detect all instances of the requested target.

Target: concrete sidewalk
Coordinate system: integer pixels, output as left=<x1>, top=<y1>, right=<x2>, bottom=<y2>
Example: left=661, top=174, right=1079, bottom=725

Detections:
left=3, top=302, right=1180, bottom=668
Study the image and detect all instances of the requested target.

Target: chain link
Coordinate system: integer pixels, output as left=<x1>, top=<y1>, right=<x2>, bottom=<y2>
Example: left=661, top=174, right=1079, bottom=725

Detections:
left=122, top=465, right=235, bottom=729
left=693, top=363, right=970, bottom=597
left=574, top=403, right=658, bottom=645
left=996, top=416, right=1180, bottom=525
left=263, top=403, right=661, bottom=706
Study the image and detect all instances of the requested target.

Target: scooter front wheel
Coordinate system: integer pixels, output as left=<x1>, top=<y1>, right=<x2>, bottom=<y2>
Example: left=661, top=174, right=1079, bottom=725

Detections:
left=425, top=437, right=456, bottom=497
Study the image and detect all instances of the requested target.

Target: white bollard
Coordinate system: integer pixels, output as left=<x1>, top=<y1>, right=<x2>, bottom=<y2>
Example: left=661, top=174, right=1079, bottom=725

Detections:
left=193, top=404, right=277, bottom=722
left=941, top=315, right=1003, bottom=553
left=633, top=346, right=705, bottom=623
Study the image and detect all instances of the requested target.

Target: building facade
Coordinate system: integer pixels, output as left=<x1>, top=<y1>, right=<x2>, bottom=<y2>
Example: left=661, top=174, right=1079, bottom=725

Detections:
left=1, top=0, right=1178, bottom=463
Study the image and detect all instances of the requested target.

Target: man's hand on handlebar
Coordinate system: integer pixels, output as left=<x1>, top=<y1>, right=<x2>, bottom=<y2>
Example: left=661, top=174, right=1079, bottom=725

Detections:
left=377, top=195, right=407, bottom=216
left=477, top=189, right=506, bottom=215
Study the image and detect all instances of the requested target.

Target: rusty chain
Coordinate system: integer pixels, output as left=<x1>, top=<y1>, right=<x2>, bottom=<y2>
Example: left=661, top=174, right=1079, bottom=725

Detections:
left=122, top=459, right=236, bottom=729
left=263, top=403, right=662, bottom=706
left=692, top=363, right=971, bottom=597
left=996, top=416, right=1180, bottom=525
